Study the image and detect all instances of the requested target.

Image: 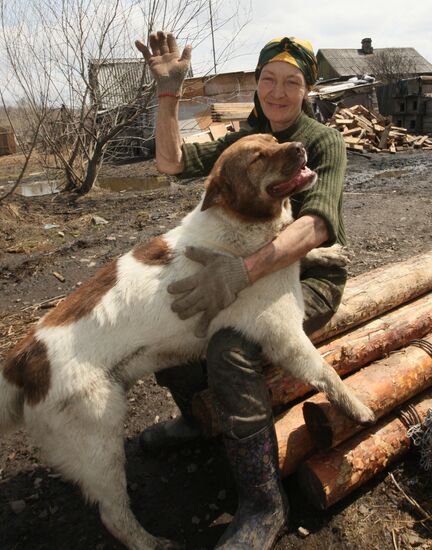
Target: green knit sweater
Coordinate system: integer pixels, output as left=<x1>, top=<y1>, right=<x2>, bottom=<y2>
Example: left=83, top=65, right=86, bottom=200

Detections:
left=179, top=111, right=348, bottom=312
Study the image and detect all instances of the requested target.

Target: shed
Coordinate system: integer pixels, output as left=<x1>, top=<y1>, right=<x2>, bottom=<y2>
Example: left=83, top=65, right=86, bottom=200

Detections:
left=0, top=126, right=16, bottom=156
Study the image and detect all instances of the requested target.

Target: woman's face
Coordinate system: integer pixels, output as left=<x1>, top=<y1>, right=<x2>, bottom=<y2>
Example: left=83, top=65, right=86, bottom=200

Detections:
left=257, top=61, right=308, bottom=132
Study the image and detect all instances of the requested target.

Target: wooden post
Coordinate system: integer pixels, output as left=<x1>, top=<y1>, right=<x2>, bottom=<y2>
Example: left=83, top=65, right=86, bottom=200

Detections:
left=303, top=334, right=432, bottom=450
left=298, top=390, right=432, bottom=509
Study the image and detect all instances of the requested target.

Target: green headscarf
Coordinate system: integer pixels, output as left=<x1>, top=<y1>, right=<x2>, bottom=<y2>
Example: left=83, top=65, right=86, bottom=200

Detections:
left=248, top=36, right=318, bottom=128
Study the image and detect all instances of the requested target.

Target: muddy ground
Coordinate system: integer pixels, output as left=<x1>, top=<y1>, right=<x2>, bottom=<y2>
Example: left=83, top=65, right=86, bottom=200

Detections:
left=1, top=150, right=432, bottom=550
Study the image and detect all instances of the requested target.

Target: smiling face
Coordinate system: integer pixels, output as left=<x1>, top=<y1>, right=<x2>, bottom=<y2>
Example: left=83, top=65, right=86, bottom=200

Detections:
left=257, top=61, right=308, bottom=132
left=201, top=134, right=317, bottom=222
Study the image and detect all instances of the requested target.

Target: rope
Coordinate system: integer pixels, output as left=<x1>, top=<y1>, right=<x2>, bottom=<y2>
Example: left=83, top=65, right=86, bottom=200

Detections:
left=404, top=339, right=432, bottom=470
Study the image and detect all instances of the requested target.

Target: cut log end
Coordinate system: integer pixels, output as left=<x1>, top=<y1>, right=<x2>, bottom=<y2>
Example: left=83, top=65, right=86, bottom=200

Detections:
left=303, top=401, right=333, bottom=449
left=298, top=461, right=328, bottom=510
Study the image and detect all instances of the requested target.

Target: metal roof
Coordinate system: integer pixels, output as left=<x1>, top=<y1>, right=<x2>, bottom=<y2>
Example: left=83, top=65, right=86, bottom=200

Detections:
left=317, top=48, right=432, bottom=77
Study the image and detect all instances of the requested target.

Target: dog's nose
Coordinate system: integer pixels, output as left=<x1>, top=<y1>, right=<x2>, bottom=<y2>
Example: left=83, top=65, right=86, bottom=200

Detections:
left=292, top=142, right=306, bottom=158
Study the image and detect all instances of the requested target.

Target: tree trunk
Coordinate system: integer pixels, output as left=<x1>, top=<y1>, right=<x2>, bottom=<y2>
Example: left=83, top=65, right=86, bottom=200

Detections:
left=78, top=144, right=104, bottom=195
left=303, top=334, right=432, bottom=450
left=298, top=389, right=432, bottom=509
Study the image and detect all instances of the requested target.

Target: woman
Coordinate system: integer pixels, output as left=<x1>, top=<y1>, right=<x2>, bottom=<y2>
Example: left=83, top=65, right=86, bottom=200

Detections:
left=136, top=32, right=347, bottom=549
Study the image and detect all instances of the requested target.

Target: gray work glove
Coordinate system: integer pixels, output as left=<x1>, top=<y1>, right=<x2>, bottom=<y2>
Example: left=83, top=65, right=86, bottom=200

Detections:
left=135, top=31, right=191, bottom=95
left=168, top=246, right=251, bottom=338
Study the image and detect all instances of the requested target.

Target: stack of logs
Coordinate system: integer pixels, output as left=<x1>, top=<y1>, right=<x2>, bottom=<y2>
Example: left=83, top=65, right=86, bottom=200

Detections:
left=210, top=102, right=254, bottom=123
left=192, top=251, right=432, bottom=510
left=328, top=105, right=432, bottom=153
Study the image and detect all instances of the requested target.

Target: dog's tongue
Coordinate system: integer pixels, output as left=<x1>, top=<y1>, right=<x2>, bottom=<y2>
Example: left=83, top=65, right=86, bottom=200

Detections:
left=268, top=166, right=315, bottom=197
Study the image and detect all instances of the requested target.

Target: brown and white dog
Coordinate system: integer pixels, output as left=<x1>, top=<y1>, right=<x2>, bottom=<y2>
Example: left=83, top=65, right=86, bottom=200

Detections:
left=0, top=135, right=374, bottom=550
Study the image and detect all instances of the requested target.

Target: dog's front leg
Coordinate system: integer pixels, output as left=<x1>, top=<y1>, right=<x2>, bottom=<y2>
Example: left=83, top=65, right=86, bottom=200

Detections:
left=273, top=334, right=375, bottom=426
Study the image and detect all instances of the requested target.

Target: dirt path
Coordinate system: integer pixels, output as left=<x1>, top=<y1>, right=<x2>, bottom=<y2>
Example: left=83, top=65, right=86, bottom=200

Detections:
left=1, top=150, right=432, bottom=550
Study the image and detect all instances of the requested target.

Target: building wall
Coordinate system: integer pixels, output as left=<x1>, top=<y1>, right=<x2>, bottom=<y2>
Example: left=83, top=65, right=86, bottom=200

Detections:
left=183, top=72, right=256, bottom=99
left=0, top=127, right=16, bottom=156
left=316, top=54, right=339, bottom=80
left=377, top=78, right=432, bottom=134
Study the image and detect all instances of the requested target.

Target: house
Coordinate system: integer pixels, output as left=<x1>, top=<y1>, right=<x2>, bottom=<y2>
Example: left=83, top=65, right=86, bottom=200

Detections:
left=179, top=71, right=256, bottom=137
left=376, top=76, right=432, bottom=134
left=317, top=38, right=432, bottom=80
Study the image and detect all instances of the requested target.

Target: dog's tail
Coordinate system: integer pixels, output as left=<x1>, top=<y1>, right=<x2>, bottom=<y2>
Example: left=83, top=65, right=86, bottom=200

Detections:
left=0, top=368, right=24, bottom=433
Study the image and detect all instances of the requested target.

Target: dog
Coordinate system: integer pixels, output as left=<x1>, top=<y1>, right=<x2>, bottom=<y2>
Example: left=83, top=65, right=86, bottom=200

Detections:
left=0, top=134, right=374, bottom=550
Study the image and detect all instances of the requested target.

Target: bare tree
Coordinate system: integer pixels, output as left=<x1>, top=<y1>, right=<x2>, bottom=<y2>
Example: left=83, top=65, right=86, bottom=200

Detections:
left=0, top=0, right=249, bottom=195
left=366, top=49, right=418, bottom=84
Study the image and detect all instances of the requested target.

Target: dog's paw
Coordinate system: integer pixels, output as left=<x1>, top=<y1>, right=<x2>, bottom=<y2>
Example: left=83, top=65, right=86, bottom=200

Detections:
left=355, top=404, right=376, bottom=427
left=315, top=244, right=351, bottom=267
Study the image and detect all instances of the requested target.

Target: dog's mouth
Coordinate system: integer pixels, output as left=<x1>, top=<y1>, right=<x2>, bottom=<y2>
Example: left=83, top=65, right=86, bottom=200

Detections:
left=266, top=164, right=317, bottom=198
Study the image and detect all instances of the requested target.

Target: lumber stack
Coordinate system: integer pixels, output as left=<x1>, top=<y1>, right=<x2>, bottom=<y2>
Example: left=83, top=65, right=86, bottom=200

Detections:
left=210, top=102, right=253, bottom=122
left=192, top=251, right=432, bottom=506
left=327, top=104, right=432, bottom=153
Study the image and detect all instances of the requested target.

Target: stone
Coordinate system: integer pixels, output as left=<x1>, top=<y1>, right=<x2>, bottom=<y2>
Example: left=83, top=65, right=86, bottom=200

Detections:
left=10, top=500, right=26, bottom=514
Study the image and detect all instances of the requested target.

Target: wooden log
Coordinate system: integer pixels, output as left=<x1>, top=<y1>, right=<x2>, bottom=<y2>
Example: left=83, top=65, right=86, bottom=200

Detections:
left=309, top=250, right=432, bottom=344
left=267, top=293, right=432, bottom=407
left=275, top=401, right=314, bottom=476
left=299, top=389, right=432, bottom=509
left=378, top=124, right=392, bottom=149
left=193, top=291, right=432, bottom=433
left=193, top=252, right=432, bottom=435
left=303, top=334, right=432, bottom=450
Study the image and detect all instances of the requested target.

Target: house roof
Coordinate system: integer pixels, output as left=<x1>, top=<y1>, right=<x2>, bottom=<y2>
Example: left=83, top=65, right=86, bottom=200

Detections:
left=317, top=47, right=432, bottom=77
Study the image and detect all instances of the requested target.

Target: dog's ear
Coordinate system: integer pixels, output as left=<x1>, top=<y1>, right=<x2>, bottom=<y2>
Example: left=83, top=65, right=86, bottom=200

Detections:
left=201, top=170, right=224, bottom=211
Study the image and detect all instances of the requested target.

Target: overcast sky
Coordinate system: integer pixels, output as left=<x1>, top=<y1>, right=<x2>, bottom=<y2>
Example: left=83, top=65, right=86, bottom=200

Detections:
left=192, top=0, right=432, bottom=75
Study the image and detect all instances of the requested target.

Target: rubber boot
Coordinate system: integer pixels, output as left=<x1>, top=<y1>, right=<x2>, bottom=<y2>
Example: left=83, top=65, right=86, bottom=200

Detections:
left=139, top=416, right=201, bottom=452
left=140, top=361, right=206, bottom=452
left=216, top=423, right=289, bottom=549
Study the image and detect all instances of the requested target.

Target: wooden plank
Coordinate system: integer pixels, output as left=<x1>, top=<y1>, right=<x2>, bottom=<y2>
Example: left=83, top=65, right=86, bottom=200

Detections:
left=343, top=127, right=362, bottom=137
left=209, top=123, right=228, bottom=140
left=182, top=131, right=212, bottom=144
left=378, top=125, right=391, bottom=149
left=334, top=118, right=354, bottom=125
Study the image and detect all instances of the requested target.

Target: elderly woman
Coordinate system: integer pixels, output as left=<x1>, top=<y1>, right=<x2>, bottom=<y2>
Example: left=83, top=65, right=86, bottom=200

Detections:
left=136, top=32, right=347, bottom=549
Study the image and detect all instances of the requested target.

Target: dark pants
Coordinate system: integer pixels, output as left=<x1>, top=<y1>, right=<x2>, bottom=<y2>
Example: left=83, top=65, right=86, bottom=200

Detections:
left=156, top=283, right=334, bottom=438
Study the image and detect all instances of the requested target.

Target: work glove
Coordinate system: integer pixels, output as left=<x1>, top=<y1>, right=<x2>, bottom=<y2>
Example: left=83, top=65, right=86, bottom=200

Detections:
left=168, top=246, right=251, bottom=338
left=135, top=31, right=191, bottom=96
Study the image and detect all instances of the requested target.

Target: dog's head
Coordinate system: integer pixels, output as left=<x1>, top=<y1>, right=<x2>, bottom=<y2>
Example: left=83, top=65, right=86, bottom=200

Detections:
left=202, top=134, right=317, bottom=221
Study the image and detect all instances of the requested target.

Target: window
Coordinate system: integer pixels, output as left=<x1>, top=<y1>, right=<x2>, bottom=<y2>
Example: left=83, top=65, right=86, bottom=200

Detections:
left=413, top=100, right=418, bottom=111
left=399, top=102, right=405, bottom=112
left=410, top=119, right=416, bottom=129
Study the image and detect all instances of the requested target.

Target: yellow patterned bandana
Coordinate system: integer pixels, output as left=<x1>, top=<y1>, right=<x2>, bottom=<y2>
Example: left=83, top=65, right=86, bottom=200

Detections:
left=255, top=36, right=317, bottom=85
left=248, top=36, right=318, bottom=128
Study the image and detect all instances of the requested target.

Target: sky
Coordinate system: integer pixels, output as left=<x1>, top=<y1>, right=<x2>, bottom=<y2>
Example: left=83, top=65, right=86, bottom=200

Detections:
left=191, top=0, right=432, bottom=75
left=1, top=0, right=431, bottom=106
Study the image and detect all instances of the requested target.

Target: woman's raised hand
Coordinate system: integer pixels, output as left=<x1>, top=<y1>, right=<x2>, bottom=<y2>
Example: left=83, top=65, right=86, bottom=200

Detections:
left=135, top=31, right=192, bottom=96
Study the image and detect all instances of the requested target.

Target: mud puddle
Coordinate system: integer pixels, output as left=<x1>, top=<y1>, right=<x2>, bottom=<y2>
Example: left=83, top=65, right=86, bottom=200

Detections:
left=98, top=175, right=170, bottom=192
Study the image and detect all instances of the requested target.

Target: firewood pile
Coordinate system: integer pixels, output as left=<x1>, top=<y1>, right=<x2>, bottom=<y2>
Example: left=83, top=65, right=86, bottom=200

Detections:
left=192, top=251, right=432, bottom=510
left=210, top=102, right=253, bottom=123
left=328, top=104, right=432, bottom=153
